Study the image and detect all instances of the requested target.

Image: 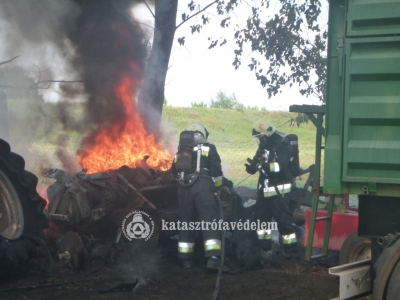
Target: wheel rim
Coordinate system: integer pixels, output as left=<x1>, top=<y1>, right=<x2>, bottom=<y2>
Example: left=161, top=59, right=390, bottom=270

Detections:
left=349, top=240, right=371, bottom=262
left=0, top=169, right=24, bottom=239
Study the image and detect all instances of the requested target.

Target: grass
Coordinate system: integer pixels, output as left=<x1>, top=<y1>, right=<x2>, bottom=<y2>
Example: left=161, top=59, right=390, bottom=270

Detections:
left=162, top=107, right=317, bottom=144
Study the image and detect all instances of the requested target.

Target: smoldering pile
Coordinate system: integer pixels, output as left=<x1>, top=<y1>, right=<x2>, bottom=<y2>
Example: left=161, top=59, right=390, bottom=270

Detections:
left=42, top=163, right=177, bottom=292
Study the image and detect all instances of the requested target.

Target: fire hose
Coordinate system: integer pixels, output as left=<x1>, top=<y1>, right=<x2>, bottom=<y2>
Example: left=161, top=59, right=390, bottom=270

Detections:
left=212, top=190, right=225, bottom=300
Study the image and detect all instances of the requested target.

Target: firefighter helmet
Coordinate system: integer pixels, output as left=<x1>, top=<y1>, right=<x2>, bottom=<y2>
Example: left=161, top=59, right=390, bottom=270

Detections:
left=252, top=118, right=276, bottom=138
left=185, top=121, right=209, bottom=139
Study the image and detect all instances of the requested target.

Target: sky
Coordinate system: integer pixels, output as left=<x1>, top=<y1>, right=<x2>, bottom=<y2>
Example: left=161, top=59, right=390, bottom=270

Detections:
left=0, top=1, right=329, bottom=112
left=135, top=1, right=329, bottom=111
left=0, top=0, right=328, bottom=171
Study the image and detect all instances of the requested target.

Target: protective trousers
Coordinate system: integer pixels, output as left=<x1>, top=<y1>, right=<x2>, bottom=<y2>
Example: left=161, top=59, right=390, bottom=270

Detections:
left=177, top=177, right=222, bottom=260
left=254, top=188, right=298, bottom=254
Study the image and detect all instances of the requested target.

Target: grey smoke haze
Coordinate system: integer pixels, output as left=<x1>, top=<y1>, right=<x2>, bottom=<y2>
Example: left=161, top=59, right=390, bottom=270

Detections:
left=1, top=0, right=148, bottom=125
left=0, top=0, right=153, bottom=170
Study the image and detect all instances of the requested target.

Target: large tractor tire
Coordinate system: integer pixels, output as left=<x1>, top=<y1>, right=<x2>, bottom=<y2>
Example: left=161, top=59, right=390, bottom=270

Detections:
left=339, top=231, right=371, bottom=265
left=0, top=139, right=49, bottom=276
left=386, top=259, right=400, bottom=299
left=373, top=236, right=400, bottom=300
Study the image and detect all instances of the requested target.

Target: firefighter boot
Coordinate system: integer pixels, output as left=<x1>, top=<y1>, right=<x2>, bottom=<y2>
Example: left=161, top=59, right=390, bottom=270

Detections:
left=182, top=259, right=193, bottom=269
left=283, top=243, right=299, bottom=259
left=206, top=256, right=229, bottom=272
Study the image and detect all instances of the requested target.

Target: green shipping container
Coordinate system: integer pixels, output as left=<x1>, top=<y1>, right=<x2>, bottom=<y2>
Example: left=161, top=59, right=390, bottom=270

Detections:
left=324, top=0, right=400, bottom=197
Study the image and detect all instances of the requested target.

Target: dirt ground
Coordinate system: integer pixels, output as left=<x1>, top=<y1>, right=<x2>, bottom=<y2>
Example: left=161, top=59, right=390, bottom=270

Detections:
left=0, top=236, right=372, bottom=300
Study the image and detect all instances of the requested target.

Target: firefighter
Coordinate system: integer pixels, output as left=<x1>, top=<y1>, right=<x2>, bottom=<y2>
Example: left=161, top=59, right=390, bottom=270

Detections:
left=171, top=121, right=228, bottom=271
left=244, top=118, right=298, bottom=256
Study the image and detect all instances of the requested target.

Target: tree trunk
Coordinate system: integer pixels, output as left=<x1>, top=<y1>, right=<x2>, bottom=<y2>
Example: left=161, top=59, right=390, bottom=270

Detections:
left=137, top=0, right=178, bottom=134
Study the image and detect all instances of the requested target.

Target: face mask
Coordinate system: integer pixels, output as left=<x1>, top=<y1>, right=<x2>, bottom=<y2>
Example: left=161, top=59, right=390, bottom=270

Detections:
left=258, top=135, right=269, bottom=149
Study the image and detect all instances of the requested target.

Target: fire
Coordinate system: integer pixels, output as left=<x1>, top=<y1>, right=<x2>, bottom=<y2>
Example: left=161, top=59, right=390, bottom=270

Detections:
left=37, top=184, right=49, bottom=209
left=77, top=74, right=173, bottom=174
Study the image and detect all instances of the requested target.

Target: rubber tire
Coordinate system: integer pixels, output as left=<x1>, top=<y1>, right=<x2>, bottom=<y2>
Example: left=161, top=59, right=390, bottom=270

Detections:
left=0, top=139, right=48, bottom=275
left=386, top=258, right=400, bottom=299
left=339, top=231, right=371, bottom=265
left=373, top=237, right=400, bottom=300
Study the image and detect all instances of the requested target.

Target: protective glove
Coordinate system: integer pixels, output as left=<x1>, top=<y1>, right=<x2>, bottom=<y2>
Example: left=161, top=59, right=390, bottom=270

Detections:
left=246, top=158, right=256, bottom=165
left=244, top=163, right=257, bottom=175
left=215, top=187, right=222, bottom=196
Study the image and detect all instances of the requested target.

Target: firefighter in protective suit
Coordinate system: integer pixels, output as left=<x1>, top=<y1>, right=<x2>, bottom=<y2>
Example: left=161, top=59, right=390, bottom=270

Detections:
left=245, top=118, right=298, bottom=256
left=171, top=121, right=228, bottom=271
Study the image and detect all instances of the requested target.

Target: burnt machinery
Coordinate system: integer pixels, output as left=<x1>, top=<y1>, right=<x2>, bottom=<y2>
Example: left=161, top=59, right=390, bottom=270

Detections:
left=45, top=166, right=237, bottom=241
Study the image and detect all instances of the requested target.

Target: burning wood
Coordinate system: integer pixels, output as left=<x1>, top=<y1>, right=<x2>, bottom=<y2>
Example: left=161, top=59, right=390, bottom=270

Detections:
left=43, top=164, right=178, bottom=278
left=76, top=76, right=173, bottom=174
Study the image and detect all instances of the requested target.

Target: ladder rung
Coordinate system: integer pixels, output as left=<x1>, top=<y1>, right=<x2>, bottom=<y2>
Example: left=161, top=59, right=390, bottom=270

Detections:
left=311, top=254, right=325, bottom=259
left=316, top=216, right=331, bottom=221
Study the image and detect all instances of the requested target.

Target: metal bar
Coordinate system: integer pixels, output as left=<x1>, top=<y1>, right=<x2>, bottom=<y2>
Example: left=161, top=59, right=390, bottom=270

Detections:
left=196, top=144, right=201, bottom=173
left=306, top=113, right=326, bottom=138
left=117, top=173, right=157, bottom=210
left=289, top=104, right=326, bottom=114
left=305, top=113, right=324, bottom=261
left=49, top=213, right=71, bottom=221
left=321, top=194, right=335, bottom=256
left=311, top=254, right=325, bottom=259
left=329, top=259, right=372, bottom=300
left=316, top=216, right=331, bottom=221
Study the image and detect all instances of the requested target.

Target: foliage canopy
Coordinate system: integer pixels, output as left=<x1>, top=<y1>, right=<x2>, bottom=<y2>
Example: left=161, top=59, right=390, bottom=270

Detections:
left=178, top=0, right=327, bottom=102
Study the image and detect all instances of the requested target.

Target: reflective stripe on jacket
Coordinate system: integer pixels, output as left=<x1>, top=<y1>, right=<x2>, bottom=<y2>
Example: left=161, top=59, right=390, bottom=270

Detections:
left=204, top=239, right=222, bottom=251
left=263, top=179, right=291, bottom=197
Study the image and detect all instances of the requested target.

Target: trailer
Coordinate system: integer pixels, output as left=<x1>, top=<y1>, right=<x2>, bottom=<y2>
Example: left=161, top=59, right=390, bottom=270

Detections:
left=291, top=0, right=400, bottom=298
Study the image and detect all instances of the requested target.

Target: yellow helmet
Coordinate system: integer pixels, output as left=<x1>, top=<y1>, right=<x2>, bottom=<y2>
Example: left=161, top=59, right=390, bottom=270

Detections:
left=252, top=118, right=276, bottom=137
left=185, top=121, right=209, bottom=139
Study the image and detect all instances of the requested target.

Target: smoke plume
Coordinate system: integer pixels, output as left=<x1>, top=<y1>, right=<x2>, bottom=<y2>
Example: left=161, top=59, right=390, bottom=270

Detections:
left=0, top=0, right=151, bottom=170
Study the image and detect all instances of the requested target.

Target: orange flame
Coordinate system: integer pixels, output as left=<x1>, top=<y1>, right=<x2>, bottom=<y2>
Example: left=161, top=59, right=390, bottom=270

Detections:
left=37, top=184, right=49, bottom=209
left=77, top=74, right=172, bottom=174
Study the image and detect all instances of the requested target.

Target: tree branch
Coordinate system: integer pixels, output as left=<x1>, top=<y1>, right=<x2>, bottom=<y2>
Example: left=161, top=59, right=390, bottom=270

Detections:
left=0, top=80, right=84, bottom=90
left=135, top=20, right=154, bottom=30
left=32, top=80, right=84, bottom=90
left=176, top=0, right=218, bottom=31
left=30, top=80, right=84, bottom=88
left=0, top=84, right=24, bottom=89
left=0, top=55, right=20, bottom=67
left=142, top=0, right=155, bottom=19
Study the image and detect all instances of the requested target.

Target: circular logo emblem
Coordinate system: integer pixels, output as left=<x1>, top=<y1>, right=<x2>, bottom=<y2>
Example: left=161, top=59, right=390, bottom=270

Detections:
left=122, top=211, right=154, bottom=241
